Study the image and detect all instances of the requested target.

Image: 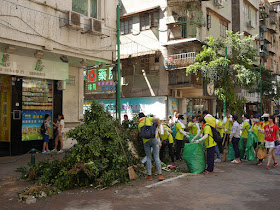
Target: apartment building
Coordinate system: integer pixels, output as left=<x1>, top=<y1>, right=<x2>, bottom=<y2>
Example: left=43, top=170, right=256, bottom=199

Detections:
left=92, top=0, right=232, bottom=121
left=0, top=0, right=117, bottom=155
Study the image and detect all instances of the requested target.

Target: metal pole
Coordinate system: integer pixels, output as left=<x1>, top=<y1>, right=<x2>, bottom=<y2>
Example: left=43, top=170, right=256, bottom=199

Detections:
left=223, top=47, right=228, bottom=118
left=115, top=83, right=118, bottom=119
left=117, top=4, right=121, bottom=121
left=260, top=60, right=263, bottom=115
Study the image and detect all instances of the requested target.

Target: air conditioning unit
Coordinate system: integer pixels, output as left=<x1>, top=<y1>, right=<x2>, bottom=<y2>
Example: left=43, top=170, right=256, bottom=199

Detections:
left=90, top=18, right=102, bottom=35
left=214, top=0, right=223, bottom=7
left=247, top=20, right=255, bottom=29
left=172, top=90, right=183, bottom=98
left=68, top=11, right=84, bottom=30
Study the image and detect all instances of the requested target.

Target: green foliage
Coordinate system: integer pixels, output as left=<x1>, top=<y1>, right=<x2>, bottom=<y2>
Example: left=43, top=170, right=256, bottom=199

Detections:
left=187, top=31, right=259, bottom=114
left=19, top=100, right=137, bottom=190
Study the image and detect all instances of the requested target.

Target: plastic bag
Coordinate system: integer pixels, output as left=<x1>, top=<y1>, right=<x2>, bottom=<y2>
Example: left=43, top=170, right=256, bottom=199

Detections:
left=257, top=146, right=267, bottom=160
left=227, top=143, right=235, bottom=161
left=246, top=132, right=258, bottom=161
left=188, top=134, right=195, bottom=142
left=183, top=143, right=206, bottom=174
left=276, top=145, right=280, bottom=155
left=238, top=137, right=245, bottom=159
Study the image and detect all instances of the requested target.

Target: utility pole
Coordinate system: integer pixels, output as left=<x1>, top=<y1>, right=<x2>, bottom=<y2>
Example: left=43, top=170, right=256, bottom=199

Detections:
left=117, top=4, right=121, bottom=121
left=223, top=47, right=228, bottom=118
left=260, top=60, right=263, bottom=115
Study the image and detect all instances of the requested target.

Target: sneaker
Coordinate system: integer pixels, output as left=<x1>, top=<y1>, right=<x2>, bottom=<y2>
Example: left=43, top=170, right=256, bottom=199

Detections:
left=157, top=174, right=165, bottom=181
left=257, top=161, right=262, bottom=166
left=47, top=150, right=51, bottom=153
left=214, top=159, right=221, bottom=163
left=231, top=160, right=239, bottom=164
left=266, top=165, right=270, bottom=170
left=42, top=151, right=47, bottom=154
left=57, top=150, right=64, bottom=154
left=145, top=175, right=153, bottom=181
left=272, top=163, right=278, bottom=168
left=52, top=149, right=57, bottom=153
left=203, top=170, right=213, bottom=175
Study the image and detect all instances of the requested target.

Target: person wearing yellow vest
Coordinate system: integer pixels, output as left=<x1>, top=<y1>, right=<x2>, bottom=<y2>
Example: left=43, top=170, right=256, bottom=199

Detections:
left=188, top=116, right=198, bottom=135
left=250, top=113, right=265, bottom=166
left=159, top=124, right=175, bottom=165
left=192, top=116, right=217, bottom=174
left=223, top=111, right=233, bottom=147
left=203, top=110, right=216, bottom=128
left=175, top=115, right=189, bottom=160
left=240, top=114, right=250, bottom=159
left=214, top=116, right=224, bottom=162
left=138, top=112, right=164, bottom=181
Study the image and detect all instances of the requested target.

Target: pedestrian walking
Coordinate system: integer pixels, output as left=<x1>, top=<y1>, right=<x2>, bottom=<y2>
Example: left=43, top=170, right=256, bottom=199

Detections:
left=240, top=114, right=250, bottom=159
left=175, top=115, right=189, bottom=160
left=193, top=117, right=217, bottom=174
left=263, top=115, right=279, bottom=170
left=159, top=124, right=175, bottom=166
left=42, top=114, right=51, bottom=154
left=230, top=115, right=241, bottom=163
left=52, top=114, right=65, bottom=153
left=138, top=113, right=165, bottom=181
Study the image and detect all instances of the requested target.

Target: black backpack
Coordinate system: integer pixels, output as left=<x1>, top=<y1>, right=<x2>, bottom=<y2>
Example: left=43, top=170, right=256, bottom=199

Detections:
left=40, top=122, right=46, bottom=135
left=206, top=125, right=222, bottom=144
left=140, top=118, right=157, bottom=139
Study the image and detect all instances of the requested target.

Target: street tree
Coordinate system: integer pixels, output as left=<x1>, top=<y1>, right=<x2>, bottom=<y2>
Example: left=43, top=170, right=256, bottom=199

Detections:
left=187, top=31, right=259, bottom=115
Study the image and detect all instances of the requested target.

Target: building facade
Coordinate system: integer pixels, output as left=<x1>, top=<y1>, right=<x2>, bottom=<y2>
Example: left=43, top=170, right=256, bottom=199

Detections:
left=90, top=0, right=233, bottom=122
left=0, top=0, right=117, bottom=155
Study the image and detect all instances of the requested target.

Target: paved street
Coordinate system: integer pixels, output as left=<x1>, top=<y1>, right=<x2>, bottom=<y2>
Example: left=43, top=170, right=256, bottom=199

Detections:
left=1, top=154, right=279, bottom=210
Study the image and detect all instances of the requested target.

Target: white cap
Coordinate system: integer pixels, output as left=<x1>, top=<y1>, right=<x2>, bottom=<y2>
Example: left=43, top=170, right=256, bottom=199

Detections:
left=262, top=113, right=269, bottom=118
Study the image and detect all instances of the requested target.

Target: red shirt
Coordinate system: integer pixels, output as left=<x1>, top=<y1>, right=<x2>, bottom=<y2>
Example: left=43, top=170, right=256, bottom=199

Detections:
left=264, top=124, right=279, bottom=142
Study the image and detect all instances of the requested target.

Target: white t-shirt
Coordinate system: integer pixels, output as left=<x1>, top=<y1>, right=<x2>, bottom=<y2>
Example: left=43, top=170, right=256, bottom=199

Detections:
left=58, top=120, right=64, bottom=133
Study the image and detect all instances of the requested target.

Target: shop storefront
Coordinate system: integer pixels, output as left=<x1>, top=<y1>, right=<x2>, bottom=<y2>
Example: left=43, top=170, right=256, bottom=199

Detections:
left=84, top=96, right=168, bottom=120
left=0, top=53, right=68, bottom=156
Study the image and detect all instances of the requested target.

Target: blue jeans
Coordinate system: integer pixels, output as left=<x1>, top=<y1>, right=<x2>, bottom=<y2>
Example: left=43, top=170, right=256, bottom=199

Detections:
left=215, top=145, right=220, bottom=159
left=144, top=138, right=162, bottom=175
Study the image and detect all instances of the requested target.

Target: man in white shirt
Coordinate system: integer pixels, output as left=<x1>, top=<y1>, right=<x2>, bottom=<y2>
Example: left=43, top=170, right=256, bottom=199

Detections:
left=52, top=114, right=65, bottom=154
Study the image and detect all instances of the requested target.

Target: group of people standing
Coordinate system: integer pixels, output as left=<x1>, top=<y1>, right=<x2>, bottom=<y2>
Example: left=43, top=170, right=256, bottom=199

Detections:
left=138, top=110, right=280, bottom=181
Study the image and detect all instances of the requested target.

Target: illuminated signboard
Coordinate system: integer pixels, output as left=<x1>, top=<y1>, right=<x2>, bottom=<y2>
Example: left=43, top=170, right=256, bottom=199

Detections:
left=85, top=66, right=116, bottom=94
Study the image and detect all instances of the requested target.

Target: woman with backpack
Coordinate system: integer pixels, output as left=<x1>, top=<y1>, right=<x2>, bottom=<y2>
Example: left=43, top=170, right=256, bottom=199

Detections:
left=229, top=115, right=241, bottom=163
left=42, top=114, right=51, bottom=154
left=52, top=114, right=65, bottom=154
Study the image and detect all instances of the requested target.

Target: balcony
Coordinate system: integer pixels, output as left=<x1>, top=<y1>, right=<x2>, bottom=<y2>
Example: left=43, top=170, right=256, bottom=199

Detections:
left=165, top=52, right=196, bottom=70
left=268, top=44, right=276, bottom=55
left=168, top=69, right=202, bottom=87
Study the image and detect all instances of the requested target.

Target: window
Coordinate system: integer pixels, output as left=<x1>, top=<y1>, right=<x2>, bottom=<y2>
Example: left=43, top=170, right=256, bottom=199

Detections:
left=151, top=12, right=159, bottom=28
left=220, top=21, right=228, bottom=38
left=140, top=55, right=150, bottom=72
left=72, top=0, right=98, bottom=18
left=140, top=13, right=150, bottom=30
left=120, top=18, right=133, bottom=35
left=248, top=6, right=251, bottom=20
left=178, top=16, right=187, bottom=38
left=207, top=14, right=211, bottom=29
left=140, top=11, right=160, bottom=31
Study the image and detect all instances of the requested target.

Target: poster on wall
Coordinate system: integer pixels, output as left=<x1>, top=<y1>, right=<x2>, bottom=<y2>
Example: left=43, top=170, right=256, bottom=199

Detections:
left=22, top=110, right=53, bottom=141
left=84, top=97, right=167, bottom=120
left=0, top=76, right=11, bottom=142
left=168, top=97, right=178, bottom=117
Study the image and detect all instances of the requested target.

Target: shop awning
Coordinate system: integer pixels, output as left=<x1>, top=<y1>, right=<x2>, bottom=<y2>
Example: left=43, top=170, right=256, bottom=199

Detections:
left=120, top=50, right=160, bottom=59
left=121, top=6, right=160, bottom=19
left=163, top=38, right=205, bottom=47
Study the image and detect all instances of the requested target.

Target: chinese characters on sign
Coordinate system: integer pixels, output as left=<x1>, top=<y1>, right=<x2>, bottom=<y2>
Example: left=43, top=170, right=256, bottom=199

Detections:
left=85, top=66, right=116, bottom=94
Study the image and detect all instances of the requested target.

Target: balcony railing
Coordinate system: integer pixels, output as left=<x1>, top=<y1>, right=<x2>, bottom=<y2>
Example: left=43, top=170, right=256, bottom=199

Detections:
left=165, top=52, right=196, bottom=70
